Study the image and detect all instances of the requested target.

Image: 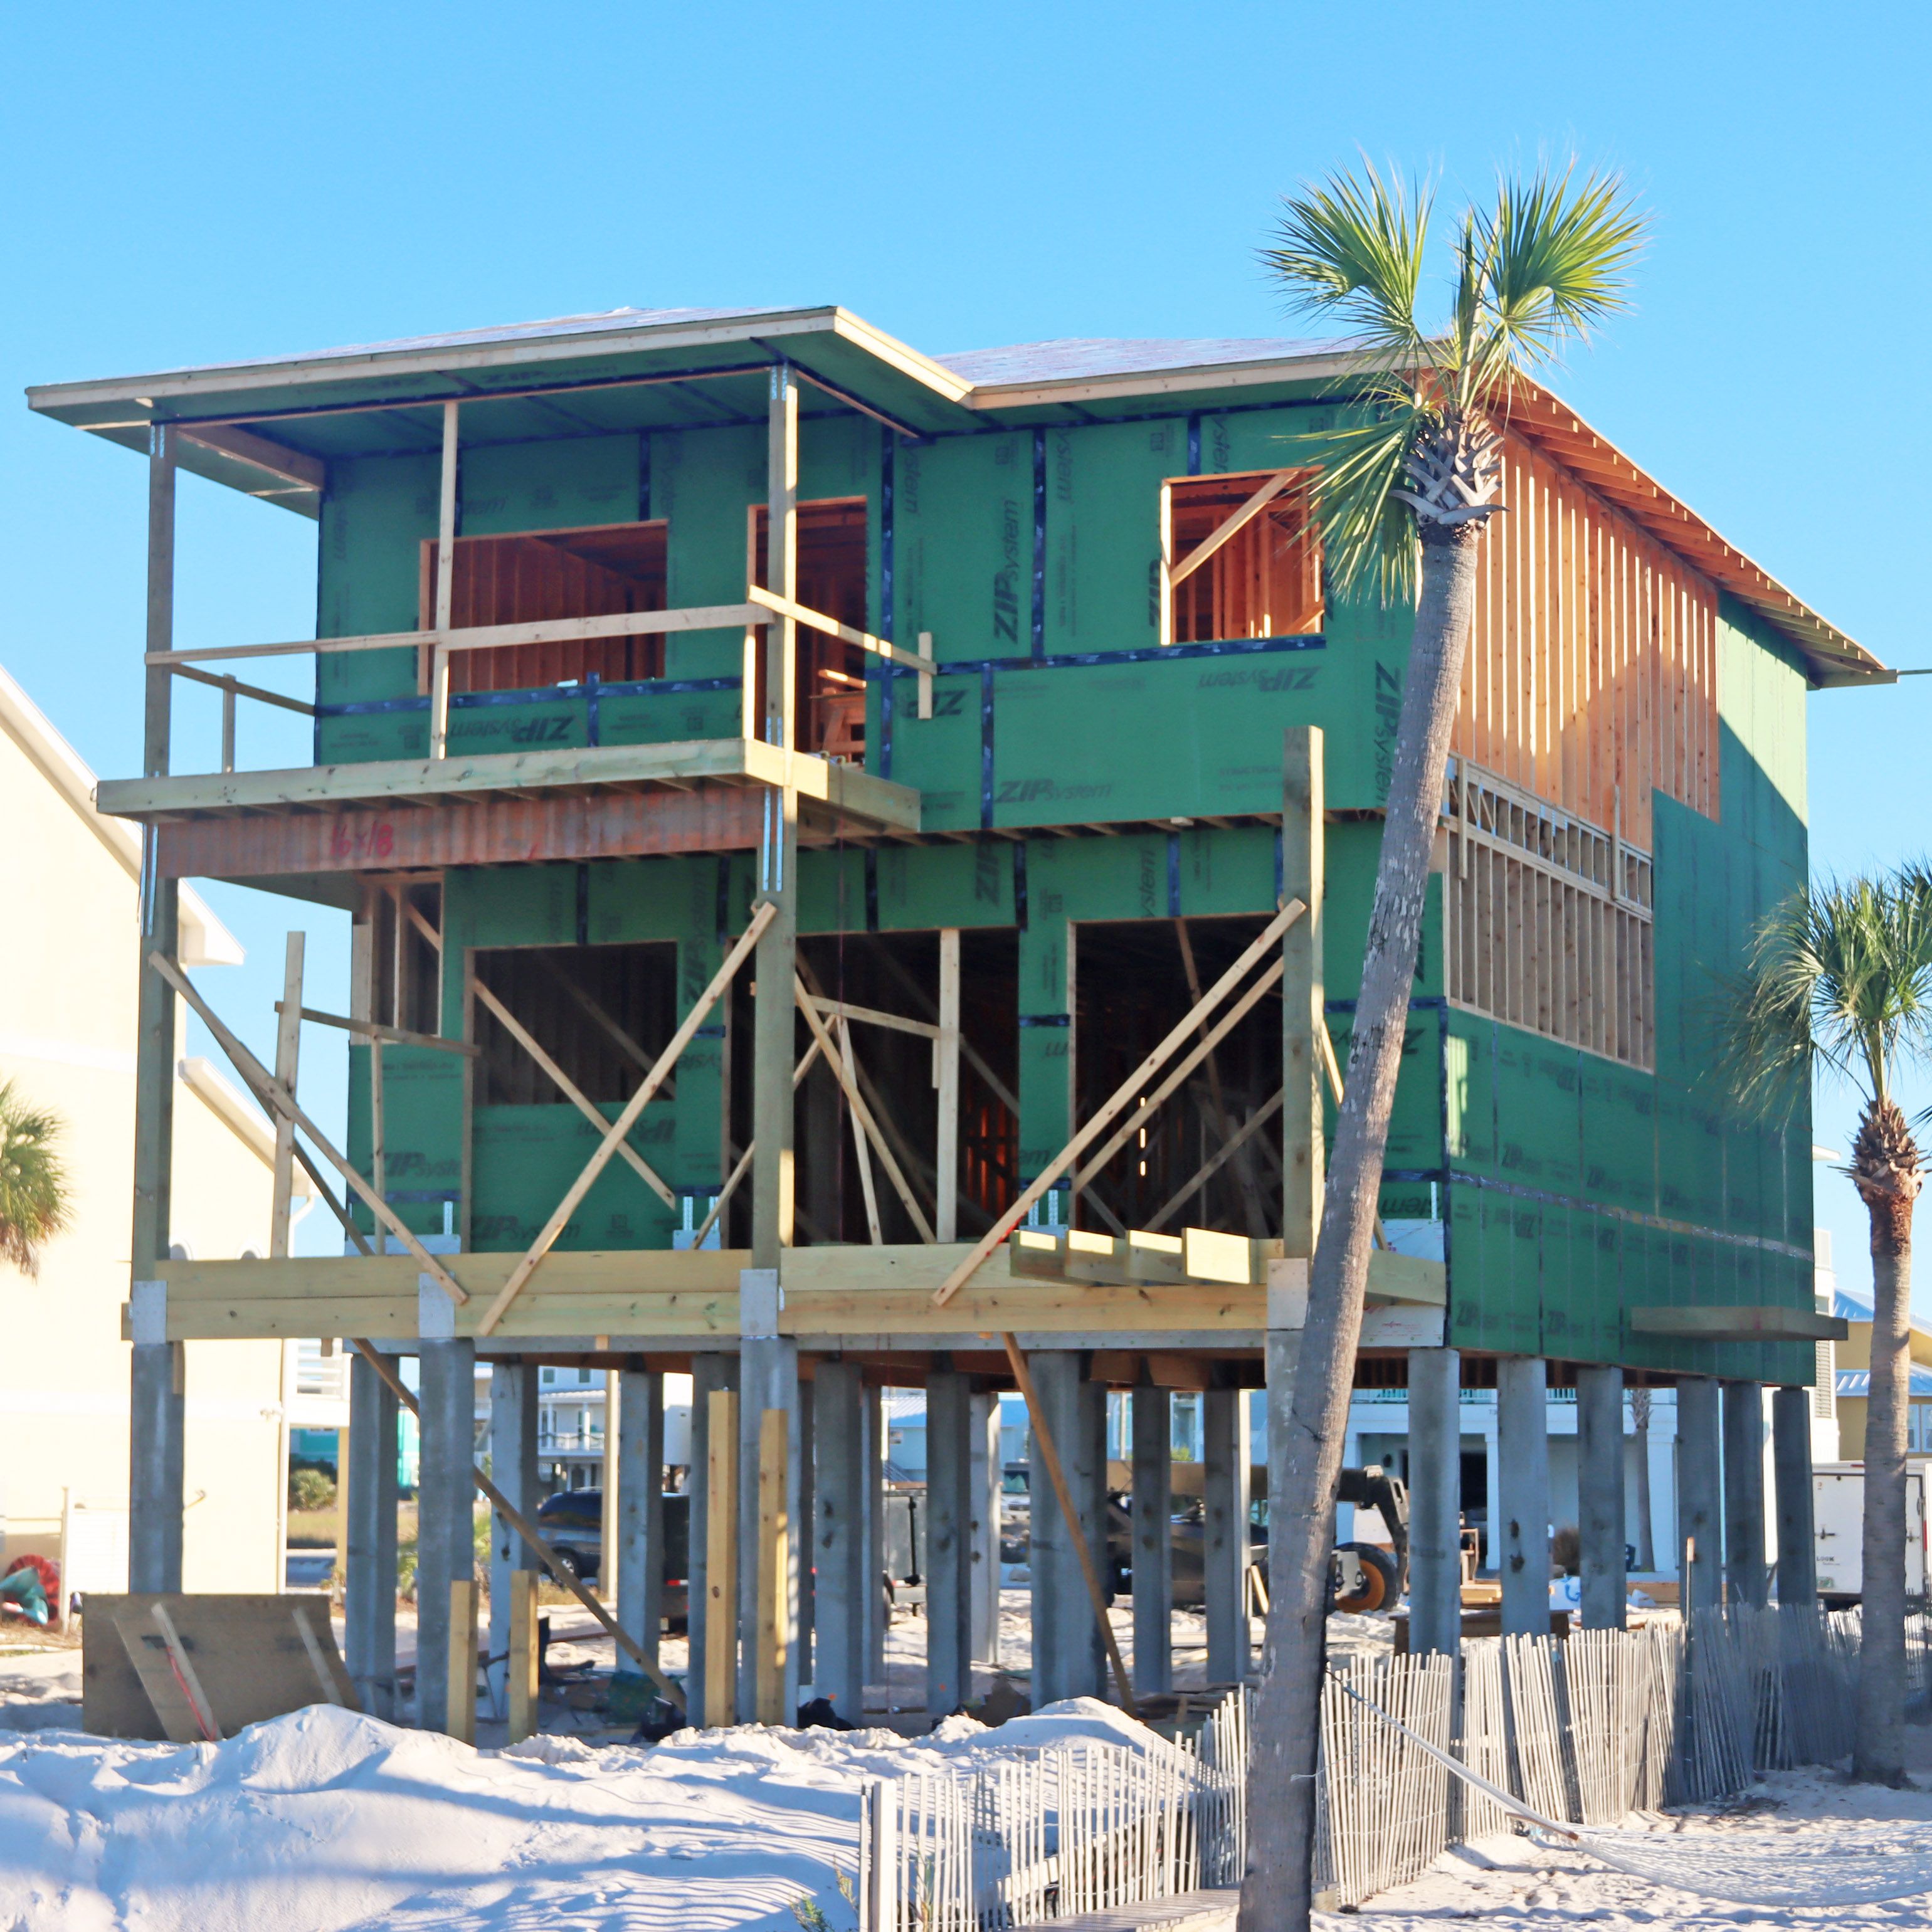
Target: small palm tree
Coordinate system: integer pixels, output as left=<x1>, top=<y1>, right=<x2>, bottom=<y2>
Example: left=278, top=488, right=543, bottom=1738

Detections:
left=1725, top=869, right=1932, bottom=1786
left=1240, top=162, right=1646, bottom=1931
left=0, top=1080, right=72, bottom=1277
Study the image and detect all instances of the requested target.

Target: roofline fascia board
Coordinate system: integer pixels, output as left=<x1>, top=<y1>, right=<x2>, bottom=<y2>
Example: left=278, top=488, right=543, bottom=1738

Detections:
left=965, top=349, right=1368, bottom=412
left=26, top=305, right=969, bottom=420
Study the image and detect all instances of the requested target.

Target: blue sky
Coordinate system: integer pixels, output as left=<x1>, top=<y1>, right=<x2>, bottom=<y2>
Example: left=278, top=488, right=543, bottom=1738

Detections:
left=2, top=2, right=1925, bottom=1289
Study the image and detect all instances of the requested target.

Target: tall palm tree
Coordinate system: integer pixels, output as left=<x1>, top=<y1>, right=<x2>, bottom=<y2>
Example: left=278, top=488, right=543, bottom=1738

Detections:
left=0, top=1080, right=71, bottom=1277
left=1725, top=870, right=1932, bottom=1786
left=1239, top=162, right=1645, bottom=1931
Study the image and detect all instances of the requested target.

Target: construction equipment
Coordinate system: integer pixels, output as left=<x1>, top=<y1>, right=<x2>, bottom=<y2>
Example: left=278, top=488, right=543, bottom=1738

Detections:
left=1331, top=1464, right=1410, bottom=1613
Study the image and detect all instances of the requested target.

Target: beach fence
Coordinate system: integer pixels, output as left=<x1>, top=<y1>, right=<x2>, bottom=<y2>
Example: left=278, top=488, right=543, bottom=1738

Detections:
left=857, top=1608, right=1927, bottom=1926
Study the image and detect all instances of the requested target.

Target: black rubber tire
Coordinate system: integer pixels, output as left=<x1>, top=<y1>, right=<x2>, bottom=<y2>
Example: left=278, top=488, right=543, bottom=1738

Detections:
left=1334, top=1542, right=1398, bottom=1614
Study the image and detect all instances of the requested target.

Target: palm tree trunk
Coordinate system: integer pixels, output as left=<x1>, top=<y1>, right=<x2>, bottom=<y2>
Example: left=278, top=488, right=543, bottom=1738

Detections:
left=1238, top=520, right=1484, bottom=1932
left=1854, top=1099, right=1917, bottom=1785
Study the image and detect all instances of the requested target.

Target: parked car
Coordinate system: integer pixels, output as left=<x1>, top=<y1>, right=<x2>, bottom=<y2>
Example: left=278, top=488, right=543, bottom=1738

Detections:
left=531, top=1489, right=692, bottom=1625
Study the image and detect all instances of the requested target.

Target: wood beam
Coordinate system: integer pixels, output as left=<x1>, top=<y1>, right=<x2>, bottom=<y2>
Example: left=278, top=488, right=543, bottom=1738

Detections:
left=269, top=934, right=304, bottom=1259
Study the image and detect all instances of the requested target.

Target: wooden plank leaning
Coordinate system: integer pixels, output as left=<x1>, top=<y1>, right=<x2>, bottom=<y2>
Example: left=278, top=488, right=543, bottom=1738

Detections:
left=471, top=975, right=678, bottom=1209
left=931, top=898, right=1304, bottom=1306
left=348, top=1340, right=687, bottom=1715
left=147, top=951, right=467, bottom=1305
left=475, top=899, right=778, bottom=1334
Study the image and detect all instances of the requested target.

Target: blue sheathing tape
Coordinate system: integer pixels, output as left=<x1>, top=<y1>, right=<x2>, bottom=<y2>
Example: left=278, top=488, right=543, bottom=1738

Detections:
left=1187, top=413, right=1201, bottom=475
left=979, top=663, right=996, bottom=831
left=1013, top=840, right=1028, bottom=929
left=639, top=436, right=652, bottom=520
left=1031, top=426, right=1046, bottom=660
left=1018, top=1013, right=1070, bottom=1027
left=1168, top=833, right=1181, bottom=917
left=865, top=848, right=880, bottom=932
left=715, top=858, right=732, bottom=946
left=575, top=864, right=589, bottom=945
left=317, top=673, right=740, bottom=719
left=889, top=631, right=1323, bottom=685
left=1274, top=828, right=1284, bottom=905
left=585, top=671, right=602, bottom=746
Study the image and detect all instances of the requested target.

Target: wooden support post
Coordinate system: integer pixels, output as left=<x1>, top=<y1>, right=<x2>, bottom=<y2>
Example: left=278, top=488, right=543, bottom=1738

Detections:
left=1677, top=1377, right=1723, bottom=1612
left=1723, top=1379, right=1769, bottom=1609
left=429, top=400, right=458, bottom=760
left=1203, top=1386, right=1250, bottom=1685
left=751, top=360, right=800, bottom=1272
left=1578, top=1364, right=1628, bottom=1628
left=705, top=1387, right=740, bottom=1726
left=756, top=1406, right=789, bottom=1725
left=1773, top=1384, right=1818, bottom=1605
left=350, top=1341, right=686, bottom=1713
left=487, top=1361, right=539, bottom=1713
left=1002, top=1338, right=1134, bottom=1710
left=618, top=1367, right=666, bottom=1672
left=1281, top=726, right=1325, bottom=1257
left=936, top=929, right=961, bottom=1242
left=1497, top=1356, right=1552, bottom=1637
left=369, top=1037, right=386, bottom=1255
left=416, top=1332, right=477, bottom=1735
left=1132, top=1385, right=1173, bottom=1697
left=270, top=933, right=305, bottom=1259
left=505, top=1570, right=539, bottom=1745
left=219, top=685, right=236, bottom=773
left=925, top=1370, right=972, bottom=1715
left=345, top=1347, right=399, bottom=1717
left=1408, top=1346, right=1462, bottom=1659
left=446, top=1578, right=477, bottom=1744
left=601, top=1370, right=621, bottom=1606
left=811, top=1360, right=866, bottom=1718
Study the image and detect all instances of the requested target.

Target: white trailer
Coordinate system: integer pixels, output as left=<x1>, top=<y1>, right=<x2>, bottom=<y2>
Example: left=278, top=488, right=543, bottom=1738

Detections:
left=1813, top=1460, right=1930, bottom=1603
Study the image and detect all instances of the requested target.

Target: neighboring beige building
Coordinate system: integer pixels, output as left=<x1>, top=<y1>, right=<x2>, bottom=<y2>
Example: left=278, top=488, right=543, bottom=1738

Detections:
left=0, top=663, right=310, bottom=1603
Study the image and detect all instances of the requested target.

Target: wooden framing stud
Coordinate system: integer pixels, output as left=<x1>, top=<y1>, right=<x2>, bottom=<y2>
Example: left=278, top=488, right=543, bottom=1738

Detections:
left=270, top=933, right=304, bottom=1259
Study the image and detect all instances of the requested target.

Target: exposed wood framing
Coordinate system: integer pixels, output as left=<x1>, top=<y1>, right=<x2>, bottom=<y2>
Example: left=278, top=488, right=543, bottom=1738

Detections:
left=746, top=584, right=937, bottom=679
left=1166, top=469, right=1297, bottom=588
left=1174, top=919, right=1266, bottom=1240
left=471, top=975, right=678, bottom=1209
left=476, top=901, right=778, bottom=1334
left=839, top=1019, right=885, bottom=1243
left=689, top=1036, right=825, bottom=1250
left=1146, top=1088, right=1284, bottom=1232
left=932, top=899, right=1305, bottom=1307
left=269, top=934, right=304, bottom=1260
left=279, top=1003, right=477, bottom=1056
left=149, top=951, right=466, bottom=1302
left=793, top=978, right=934, bottom=1242
left=1460, top=428, right=1719, bottom=846
left=935, top=929, right=961, bottom=1242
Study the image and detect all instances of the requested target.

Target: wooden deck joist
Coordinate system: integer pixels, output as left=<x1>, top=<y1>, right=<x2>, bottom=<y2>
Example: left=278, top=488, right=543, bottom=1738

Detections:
left=131, top=1238, right=1448, bottom=1344
left=93, top=737, right=920, bottom=878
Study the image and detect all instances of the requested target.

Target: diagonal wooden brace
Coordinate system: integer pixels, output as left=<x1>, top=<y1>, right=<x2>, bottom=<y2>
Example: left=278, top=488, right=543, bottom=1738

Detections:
left=148, top=951, right=466, bottom=1304
left=932, top=899, right=1304, bottom=1306
left=475, top=900, right=778, bottom=1335
left=471, top=976, right=678, bottom=1209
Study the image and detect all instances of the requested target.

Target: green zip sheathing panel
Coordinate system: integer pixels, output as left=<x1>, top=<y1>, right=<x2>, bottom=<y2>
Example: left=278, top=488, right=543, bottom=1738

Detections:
left=346, top=1044, right=462, bottom=1239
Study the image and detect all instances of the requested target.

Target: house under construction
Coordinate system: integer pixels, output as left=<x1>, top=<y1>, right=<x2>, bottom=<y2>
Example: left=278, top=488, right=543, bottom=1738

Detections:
left=29, top=305, right=1881, bottom=1728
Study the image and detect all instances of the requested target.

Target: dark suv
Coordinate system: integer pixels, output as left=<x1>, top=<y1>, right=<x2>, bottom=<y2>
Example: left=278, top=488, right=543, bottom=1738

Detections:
left=532, top=1489, right=691, bottom=1625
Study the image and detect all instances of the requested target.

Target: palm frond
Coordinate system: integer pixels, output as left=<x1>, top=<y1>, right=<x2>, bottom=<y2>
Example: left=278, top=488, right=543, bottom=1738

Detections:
left=0, top=1080, right=72, bottom=1279
left=1470, top=166, right=1646, bottom=384
left=1261, top=161, right=1430, bottom=367
left=1721, top=872, right=1932, bottom=1124
left=1287, top=384, right=1433, bottom=600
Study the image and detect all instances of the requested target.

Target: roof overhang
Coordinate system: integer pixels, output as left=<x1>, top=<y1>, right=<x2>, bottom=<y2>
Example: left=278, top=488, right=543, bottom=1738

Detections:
left=26, top=309, right=1882, bottom=685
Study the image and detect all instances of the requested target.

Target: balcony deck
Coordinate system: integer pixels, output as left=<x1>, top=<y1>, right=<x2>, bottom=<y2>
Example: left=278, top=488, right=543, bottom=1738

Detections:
left=95, top=737, right=921, bottom=878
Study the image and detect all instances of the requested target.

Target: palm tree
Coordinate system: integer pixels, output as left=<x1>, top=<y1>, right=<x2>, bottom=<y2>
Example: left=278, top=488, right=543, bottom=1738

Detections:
left=1724, top=870, right=1932, bottom=1786
left=1239, top=162, right=1646, bottom=1931
left=0, top=1080, right=71, bottom=1277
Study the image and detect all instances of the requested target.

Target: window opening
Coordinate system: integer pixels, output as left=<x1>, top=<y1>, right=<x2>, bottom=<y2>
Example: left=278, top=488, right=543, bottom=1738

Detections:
left=421, top=520, right=668, bottom=694
left=472, top=941, right=679, bottom=1106
left=749, top=497, right=870, bottom=758
left=1165, top=470, right=1322, bottom=645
